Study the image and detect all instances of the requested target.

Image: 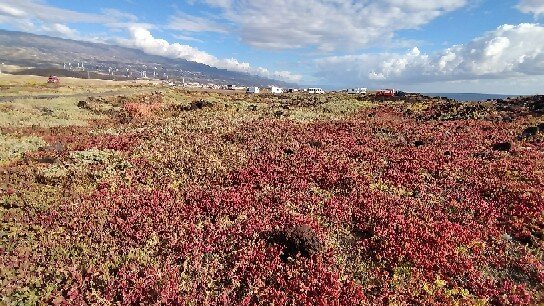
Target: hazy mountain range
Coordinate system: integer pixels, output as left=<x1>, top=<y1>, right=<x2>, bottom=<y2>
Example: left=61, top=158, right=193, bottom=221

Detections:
left=0, top=29, right=295, bottom=87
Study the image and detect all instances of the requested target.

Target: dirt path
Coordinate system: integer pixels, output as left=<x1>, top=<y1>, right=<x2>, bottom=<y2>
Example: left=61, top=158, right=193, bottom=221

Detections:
left=0, top=88, right=158, bottom=102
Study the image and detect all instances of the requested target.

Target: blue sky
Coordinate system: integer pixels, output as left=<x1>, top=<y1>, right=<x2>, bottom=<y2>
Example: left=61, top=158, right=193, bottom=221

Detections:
left=1, top=0, right=544, bottom=93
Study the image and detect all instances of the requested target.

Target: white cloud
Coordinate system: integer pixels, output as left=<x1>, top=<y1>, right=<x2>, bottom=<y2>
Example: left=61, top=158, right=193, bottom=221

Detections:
left=118, top=26, right=301, bottom=83
left=0, top=4, right=27, bottom=18
left=41, top=23, right=79, bottom=38
left=315, top=23, right=544, bottom=87
left=0, top=0, right=111, bottom=24
left=100, top=8, right=139, bottom=22
left=0, top=1, right=300, bottom=83
left=173, top=34, right=204, bottom=43
left=197, top=0, right=468, bottom=51
left=0, top=0, right=135, bottom=39
left=517, top=0, right=544, bottom=16
left=168, top=13, right=227, bottom=33
left=0, top=15, right=35, bottom=32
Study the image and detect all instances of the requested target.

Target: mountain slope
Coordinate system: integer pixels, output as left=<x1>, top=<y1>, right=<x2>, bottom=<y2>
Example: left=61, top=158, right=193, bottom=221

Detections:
left=0, top=29, right=295, bottom=87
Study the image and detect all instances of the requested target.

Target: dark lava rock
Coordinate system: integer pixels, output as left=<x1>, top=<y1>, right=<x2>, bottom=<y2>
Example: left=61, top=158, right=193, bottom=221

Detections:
left=502, top=116, right=514, bottom=123
left=352, top=226, right=373, bottom=240
left=492, top=142, right=512, bottom=152
left=77, top=100, right=88, bottom=108
left=188, top=99, right=213, bottom=110
left=268, top=224, right=323, bottom=262
left=171, top=99, right=214, bottom=112
left=283, top=148, right=295, bottom=155
left=36, top=157, right=58, bottom=164
left=309, top=140, right=323, bottom=148
left=519, top=126, right=539, bottom=139
left=40, top=108, right=54, bottom=116
left=334, top=177, right=354, bottom=196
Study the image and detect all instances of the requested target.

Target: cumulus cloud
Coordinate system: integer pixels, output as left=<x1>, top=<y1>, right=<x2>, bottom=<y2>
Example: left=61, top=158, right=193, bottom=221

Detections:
left=118, top=27, right=301, bottom=83
left=0, top=0, right=134, bottom=39
left=196, top=0, right=468, bottom=51
left=0, top=0, right=300, bottom=83
left=0, top=2, right=80, bottom=39
left=517, top=0, right=544, bottom=16
left=315, top=23, right=544, bottom=86
left=42, top=23, right=79, bottom=38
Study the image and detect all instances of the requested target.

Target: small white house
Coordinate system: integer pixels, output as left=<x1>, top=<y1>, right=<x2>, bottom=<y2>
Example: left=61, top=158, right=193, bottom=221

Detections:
left=347, top=88, right=367, bottom=94
left=308, top=88, right=325, bottom=94
left=270, top=86, right=283, bottom=94
left=247, top=87, right=260, bottom=94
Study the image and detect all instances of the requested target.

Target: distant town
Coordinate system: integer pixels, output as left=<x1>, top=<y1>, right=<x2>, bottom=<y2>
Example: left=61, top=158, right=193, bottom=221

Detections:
left=38, top=61, right=411, bottom=97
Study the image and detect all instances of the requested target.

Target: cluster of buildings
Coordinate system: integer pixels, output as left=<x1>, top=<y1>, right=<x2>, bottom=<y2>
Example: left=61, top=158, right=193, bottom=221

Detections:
left=185, top=84, right=409, bottom=97
left=243, top=86, right=286, bottom=94
left=235, top=86, right=327, bottom=94
left=55, top=61, right=408, bottom=97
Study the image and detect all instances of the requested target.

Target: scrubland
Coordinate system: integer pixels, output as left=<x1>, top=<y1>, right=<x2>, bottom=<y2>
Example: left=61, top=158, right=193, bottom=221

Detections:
left=0, top=79, right=543, bottom=305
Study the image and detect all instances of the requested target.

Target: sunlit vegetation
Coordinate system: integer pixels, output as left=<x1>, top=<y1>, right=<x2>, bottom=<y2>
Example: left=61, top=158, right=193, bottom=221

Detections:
left=1, top=87, right=543, bottom=305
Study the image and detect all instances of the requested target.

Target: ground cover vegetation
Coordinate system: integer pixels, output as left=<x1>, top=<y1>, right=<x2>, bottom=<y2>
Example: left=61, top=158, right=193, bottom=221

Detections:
left=1, top=87, right=543, bottom=305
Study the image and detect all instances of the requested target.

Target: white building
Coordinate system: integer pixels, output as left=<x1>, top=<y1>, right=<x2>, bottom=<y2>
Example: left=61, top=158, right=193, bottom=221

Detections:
left=270, top=86, right=283, bottom=94
left=247, top=87, right=260, bottom=94
left=346, top=88, right=367, bottom=94
left=308, top=88, right=325, bottom=94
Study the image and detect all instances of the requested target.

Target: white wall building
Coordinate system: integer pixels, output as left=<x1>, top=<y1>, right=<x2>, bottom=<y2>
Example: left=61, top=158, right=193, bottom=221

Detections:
left=346, top=88, right=367, bottom=94
left=308, top=88, right=325, bottom=94
left=247, top=87, right=260, bottom=94
left=270, top=86, right=283, bottom=94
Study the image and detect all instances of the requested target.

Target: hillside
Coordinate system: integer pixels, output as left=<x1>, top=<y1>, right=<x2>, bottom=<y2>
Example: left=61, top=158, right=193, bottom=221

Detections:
left=0, top=29, right=294, bottom=87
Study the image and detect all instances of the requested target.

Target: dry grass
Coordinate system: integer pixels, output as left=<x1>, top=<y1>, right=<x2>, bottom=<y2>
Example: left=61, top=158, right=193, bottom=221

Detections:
left=0, top=97, right=105, bottom=128
left=0, top=73, right=145, bottom=87
left=289, top=98, right=373, bottom=121
left=0, top=73, right=159, bottom=97
left=0, top=78, right=376, bottom=167
left=0, top=134, right=45, bottom=164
